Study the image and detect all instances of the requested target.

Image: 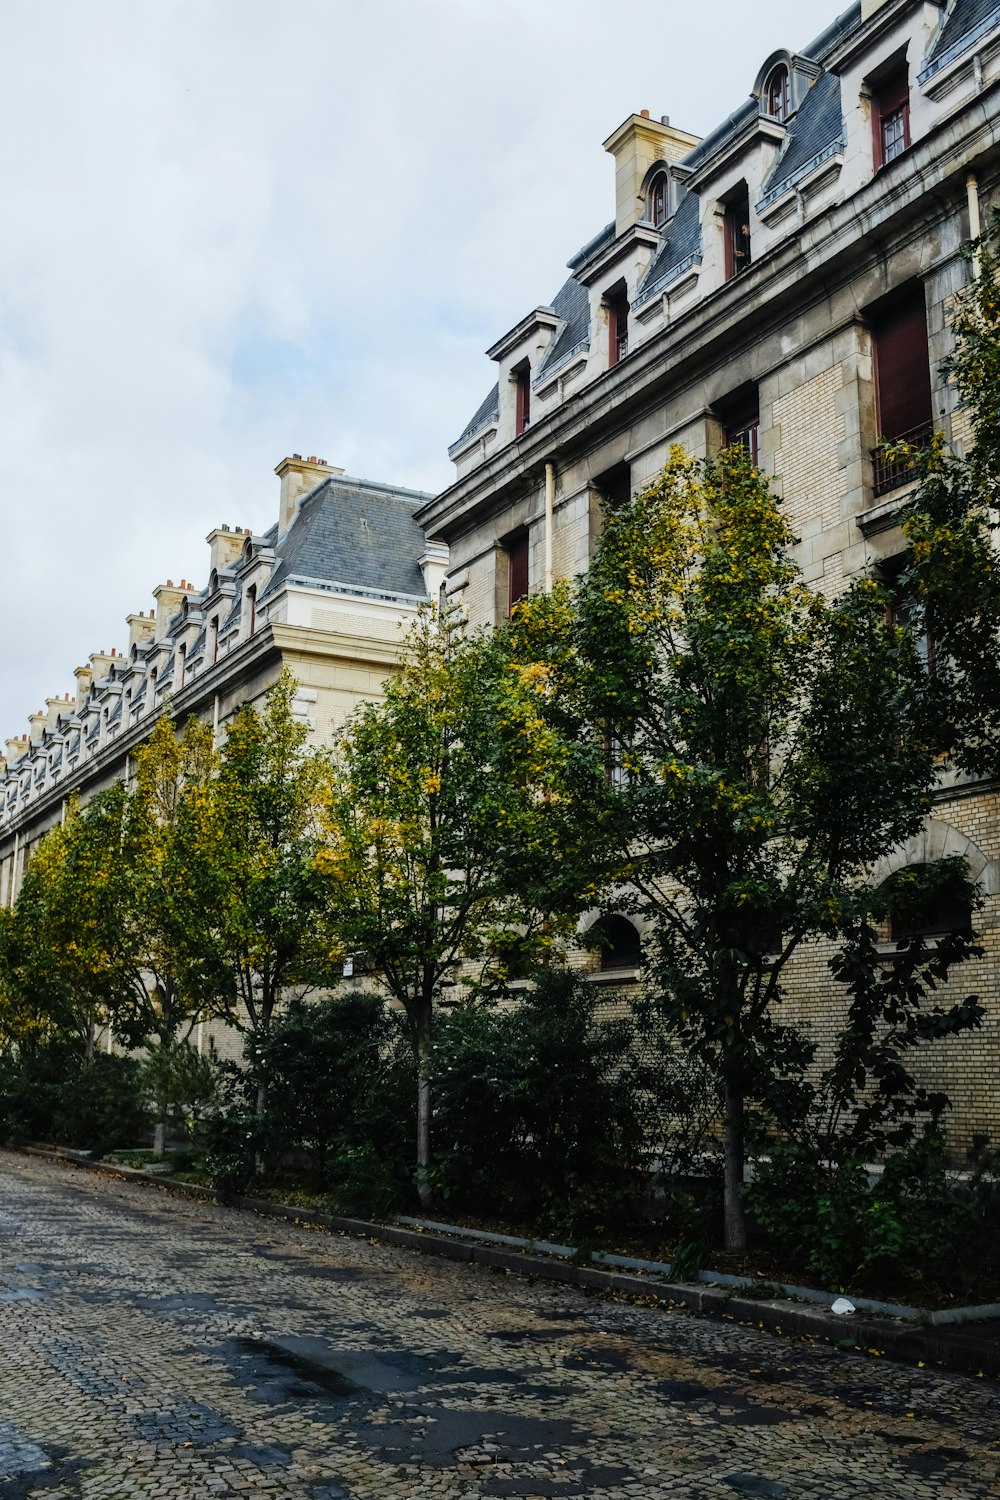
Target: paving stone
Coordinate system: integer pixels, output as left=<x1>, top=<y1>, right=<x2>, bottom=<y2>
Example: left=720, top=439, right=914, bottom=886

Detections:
left=0, top=1149, right=998, bottom=1499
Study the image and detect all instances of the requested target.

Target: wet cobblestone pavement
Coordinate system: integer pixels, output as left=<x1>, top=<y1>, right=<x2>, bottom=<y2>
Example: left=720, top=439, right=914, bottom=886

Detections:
left=1, top=1150, right=998, bottom=1499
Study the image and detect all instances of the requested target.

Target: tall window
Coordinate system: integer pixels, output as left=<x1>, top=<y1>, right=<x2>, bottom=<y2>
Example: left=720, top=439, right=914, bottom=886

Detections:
left=595, top=461, right=631, bottom=509
left=722, top=390, right=760, bottom=465
left=514, top=363, right=531, bottom=436
left=606, top=283, right=629, bottom=366
left=589, top=914, right=642, bottom=973
left=872, top=65, right=910, bottom=168
left=765, top=64, right=791, bottom=122
left=871, top=288, right=932, bottom=495
left=505, top=531, right=529, bottom=615
left=884, top=558, right=936, bottom=673
left=210, top=615, right=219, bottom=663
left=648, top=171, right=669, bottom=227
left=724, top=187, right=751, bottom=279
left=247, top=584, right=257, bottom=637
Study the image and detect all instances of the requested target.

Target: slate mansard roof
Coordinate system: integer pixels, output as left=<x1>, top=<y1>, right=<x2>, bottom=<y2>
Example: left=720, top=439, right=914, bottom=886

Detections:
left=451, top=0, right=991, bottom=450
left=260, top=474, right=434, bottom=604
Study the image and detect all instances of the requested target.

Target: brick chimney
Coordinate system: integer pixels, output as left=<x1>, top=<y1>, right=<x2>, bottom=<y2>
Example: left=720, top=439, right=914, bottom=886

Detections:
left=28, top=710, right=46, bottom=743
left=5, top=737, right=27, bottom=766
left=276, top=454, right=343, bottom=536
left=603, top=113, right=701, bottom=237
left=207, top=523, right=249, bottom=574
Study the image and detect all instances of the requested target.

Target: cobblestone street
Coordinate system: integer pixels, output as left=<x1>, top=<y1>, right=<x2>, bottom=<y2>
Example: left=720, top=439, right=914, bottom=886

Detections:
left=1, top=1150, right=998, bottom=1499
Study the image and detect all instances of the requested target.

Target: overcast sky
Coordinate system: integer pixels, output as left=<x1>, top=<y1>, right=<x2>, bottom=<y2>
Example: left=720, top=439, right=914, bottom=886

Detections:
left=1, top=0, right=839, bottom=735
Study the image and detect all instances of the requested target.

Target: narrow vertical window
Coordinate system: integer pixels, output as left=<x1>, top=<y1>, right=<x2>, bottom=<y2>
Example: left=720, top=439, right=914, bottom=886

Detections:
left=247, top=585, right=257, bottom=637
left=178, top=643, right=187, bottom=690
left=871, top=288, right=932, bottom=495
left=724, top=188, right=751, bottom=279
left=505, top=531, right=529, bottom=615
left=765, top=64, right=790, bottom=122
left=722, top=390, right=761, bottom=465
left=648, top=172, right=668, bottom=227
left=607, top=283, right=629, bottom=366
left=514, top=363, right=531, bottom=436
left=872, top=66, right=909, bottom=169
left=210, top=615, right=219, bottom=663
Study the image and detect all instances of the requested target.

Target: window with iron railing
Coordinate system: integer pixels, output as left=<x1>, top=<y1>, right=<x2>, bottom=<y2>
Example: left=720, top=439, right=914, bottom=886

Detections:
left=871, top=289, right=932, bottom=498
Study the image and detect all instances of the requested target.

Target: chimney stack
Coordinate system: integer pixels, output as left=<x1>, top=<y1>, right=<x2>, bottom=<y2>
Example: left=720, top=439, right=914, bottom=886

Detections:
left=88, top=650, right=118, bottom=681
left=603, top=113, right=701, bottom=237
left=5, top=737, right=27, bottom=766
left=206, top=523, right=248, bottom=574
left=151, top=580, right=191, bottom=641
left=275, top=454, right=343, bottom=536
left=127, top=610, right=157, bottom=652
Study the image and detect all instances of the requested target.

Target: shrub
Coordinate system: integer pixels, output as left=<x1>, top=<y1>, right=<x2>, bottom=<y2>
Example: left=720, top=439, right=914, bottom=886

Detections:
left=197, top=993, right=413, bottom=1210
left=747, top=1132, right=1000, bottom=1293
left=0, top=1043, right=146, bottom=1155
left=53, top=1054, right=147, bottom=1155
left=139, top=1041, right=220, bottom=1142
left=431, top=969, right=716, bottom=1234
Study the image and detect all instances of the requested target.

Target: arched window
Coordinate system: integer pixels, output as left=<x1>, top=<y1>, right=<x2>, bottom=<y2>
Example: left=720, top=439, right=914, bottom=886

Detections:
left=648, top=172, right=669, bottom=228
left=765, top=64, right=791, bottom=122
left=882, top=862, right=973, bottom=943
left=590, top=914, right=642, bottom=972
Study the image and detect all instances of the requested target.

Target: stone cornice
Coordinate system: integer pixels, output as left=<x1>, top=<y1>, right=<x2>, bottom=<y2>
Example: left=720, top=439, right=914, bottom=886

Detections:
left=0, top=623, right=408, bottom=855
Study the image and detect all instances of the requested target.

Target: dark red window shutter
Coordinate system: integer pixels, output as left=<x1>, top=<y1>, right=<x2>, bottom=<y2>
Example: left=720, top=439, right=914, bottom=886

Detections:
left=873, top=293, right=932, bottom=441
left=507, top=533, right=529, bottom=612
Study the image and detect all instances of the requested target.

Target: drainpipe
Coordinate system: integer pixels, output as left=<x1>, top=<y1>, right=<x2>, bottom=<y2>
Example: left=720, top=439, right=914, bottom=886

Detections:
left=544, top=462, right=555, bottom=593
left=967, top=172, right=982, bottom=273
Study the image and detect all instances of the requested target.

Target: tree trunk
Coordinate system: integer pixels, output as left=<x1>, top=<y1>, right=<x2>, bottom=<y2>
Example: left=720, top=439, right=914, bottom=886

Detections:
left=84, top=1020, right=95, bottom=1065
left=153, top=1120, right=166, bottom=1157
left=723, top=1084, right=747, bottom=1252
left=415, top=997, right=433, bottom=1210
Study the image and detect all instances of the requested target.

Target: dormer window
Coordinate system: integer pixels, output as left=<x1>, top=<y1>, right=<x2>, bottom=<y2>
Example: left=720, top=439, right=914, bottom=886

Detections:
left=513, top=362, right=531, bottom=436
left=606, top=282, right=629, bottom=367
left=648, top=171, right=669, bottom=228
left=723, top=186, right=751, bottom=280
left=871, top=63, right=910, bottom=169
left=765, top=64, right=790, bottom=122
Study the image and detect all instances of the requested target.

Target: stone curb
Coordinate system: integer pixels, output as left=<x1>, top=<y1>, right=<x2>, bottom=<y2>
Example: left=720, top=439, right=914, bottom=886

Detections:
left=20, top=1147, right=1000, bottom=1380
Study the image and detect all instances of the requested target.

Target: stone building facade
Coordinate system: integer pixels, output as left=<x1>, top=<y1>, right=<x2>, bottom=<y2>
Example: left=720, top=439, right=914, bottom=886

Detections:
left=0, top=454, right=445, bottom=912
left=416, top=0, right=1000, bottom=1149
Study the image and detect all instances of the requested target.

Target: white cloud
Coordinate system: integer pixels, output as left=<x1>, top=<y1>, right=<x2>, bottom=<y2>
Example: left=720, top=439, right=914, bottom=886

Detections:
left=0, top=0, right=837, bottom=732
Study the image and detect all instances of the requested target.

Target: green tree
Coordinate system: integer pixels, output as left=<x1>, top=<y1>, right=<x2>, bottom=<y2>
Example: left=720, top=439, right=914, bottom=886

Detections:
left=317, top=607, right=599, bottom=1206
left=505, top=444, right=984, bottom=1250
left=175, top=671, right=335, bottom=1102
left=898, top=220, right=1000, bottom=778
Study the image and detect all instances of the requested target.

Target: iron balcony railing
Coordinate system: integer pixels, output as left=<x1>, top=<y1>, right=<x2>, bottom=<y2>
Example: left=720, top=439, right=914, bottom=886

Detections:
left=871, top=420, right=933, bottom=498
